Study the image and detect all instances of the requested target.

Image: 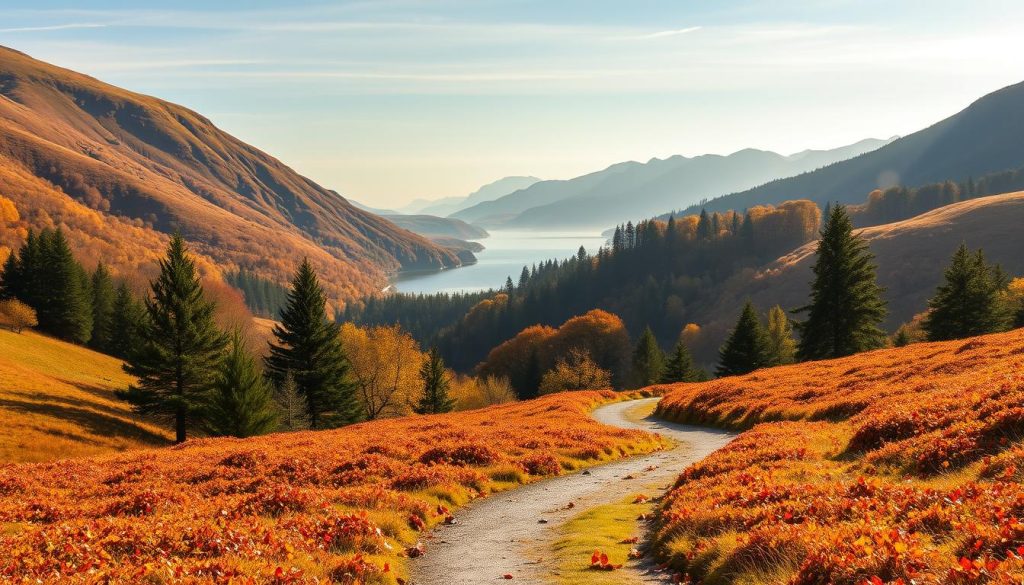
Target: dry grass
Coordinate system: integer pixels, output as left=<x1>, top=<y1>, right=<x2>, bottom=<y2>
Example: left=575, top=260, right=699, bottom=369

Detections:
left=0, top=390, right=664, bottom=583
left=0, top=329, right=170, bottom=463
left=653, top=328, right=1024, bottom=584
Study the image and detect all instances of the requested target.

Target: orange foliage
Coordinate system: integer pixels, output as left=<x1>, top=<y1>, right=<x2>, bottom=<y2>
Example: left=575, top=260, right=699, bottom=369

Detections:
left=653, top=328, right=1024, bottom=584
left=0, top=391, right=663, bottom=583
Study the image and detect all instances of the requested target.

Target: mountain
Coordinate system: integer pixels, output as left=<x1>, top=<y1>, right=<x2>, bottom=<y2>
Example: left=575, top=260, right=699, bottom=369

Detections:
left=0, top=46, right=465, bottom=305
left=451, top=139, right=890, bottom=229
left=382, top=214, right=489, bottom=257
left=686, top=80, right=1024, bottom=216
left=350, top=199, right=400, bottom=215
left=411, top=176, right=542, bottom=217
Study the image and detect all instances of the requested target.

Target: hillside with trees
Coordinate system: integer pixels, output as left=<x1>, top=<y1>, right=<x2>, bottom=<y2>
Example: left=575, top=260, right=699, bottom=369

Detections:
left=0, top=46, right=465, bottom=308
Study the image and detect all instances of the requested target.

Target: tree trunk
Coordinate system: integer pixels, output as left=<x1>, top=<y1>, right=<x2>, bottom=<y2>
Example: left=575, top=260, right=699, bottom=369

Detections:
left=175, top=406, right=187, bottom=443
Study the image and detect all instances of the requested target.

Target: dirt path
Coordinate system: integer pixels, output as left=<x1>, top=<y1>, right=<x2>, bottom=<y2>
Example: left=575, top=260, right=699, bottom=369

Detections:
left=408, top=398, right=736, bottom=584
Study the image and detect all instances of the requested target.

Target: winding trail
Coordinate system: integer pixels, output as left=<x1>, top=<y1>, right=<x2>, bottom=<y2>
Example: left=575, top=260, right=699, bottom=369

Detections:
left=409, top=398, right=736, bottom=584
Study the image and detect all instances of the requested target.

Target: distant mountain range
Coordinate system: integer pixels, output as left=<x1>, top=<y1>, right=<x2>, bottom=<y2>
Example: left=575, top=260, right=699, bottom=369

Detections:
left=450, top=139, right=892, bottom=229
left=0, top=46, right=463, bottom=304
left=675, top=80, right=1024, bottom=217
left=402, top=176, right=542, bottom=216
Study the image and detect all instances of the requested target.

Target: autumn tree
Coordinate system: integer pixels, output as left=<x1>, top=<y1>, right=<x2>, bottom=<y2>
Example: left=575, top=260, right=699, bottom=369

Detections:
left=415, top=346, right=455, bottom=414
left=89, top=262, right=116, bottom=352
left=539, top=348, right=612, bottom=394
left=631, top=326, right=665, bottom=387
left=118, top=234, right=228, bottom=443
left=0, top=299, right=37, bottom=333
left=717, top=301, right=771, bottom=377
left=661, top=341, right=700, bottom=383
left=765, top=305, right=797, bottom=365
left=795, top=205, right=887, bottom=361
left=274, top=373, right=311, bottom=432
left=340, top=322, right=425, bottom=420
left=923, top=244, right=1009, bottom=341
left=204, top=331, right=279, bottom=438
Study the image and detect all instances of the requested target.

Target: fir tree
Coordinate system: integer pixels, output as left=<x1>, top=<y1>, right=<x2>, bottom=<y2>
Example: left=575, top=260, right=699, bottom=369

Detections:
left=0, top=252, right=18, bottom=300
left=717, top=301, right=772, bottom=377
left=631, top=326, right=665, bottom=387
left=504, top=276, right=515, bottom=294
left=108, top=283, right=147, bottom=360
left=765, top=305, right=797, bottom=365
left=204, top=331, right=278, bottom=438
left=38, top=229, right=92, bottom=343
left=274, top=372, right=311, bottom=432
left=661, top=341, right=700, bottom=383
left=118, top=234, right=228, bottom=443
left=89, top=263, right=116, bottom=352
left=518, top=266, right=530, bottom=290
left=893, top=328, right=911, bottom=347
left=795, top=205, right=887, bottom=360
left=696, top=209, right=711, bottom=241
left=922, top=244, right=1009, bottom=341
left=266, top=259, right=361, bottom=428
left=415, top=346, right=455, bottom=414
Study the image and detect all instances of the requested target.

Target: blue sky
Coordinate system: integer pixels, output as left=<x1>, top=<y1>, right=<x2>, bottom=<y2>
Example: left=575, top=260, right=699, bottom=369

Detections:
left=2, top=1, right=1024, bottom=207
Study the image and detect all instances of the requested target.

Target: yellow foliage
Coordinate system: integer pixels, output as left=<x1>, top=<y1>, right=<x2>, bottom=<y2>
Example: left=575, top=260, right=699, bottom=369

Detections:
left=449, top=374, right=517, bottom=410
left=539, top=348, right=613, bottom=394
left=340, top=322, right=426, bottom=420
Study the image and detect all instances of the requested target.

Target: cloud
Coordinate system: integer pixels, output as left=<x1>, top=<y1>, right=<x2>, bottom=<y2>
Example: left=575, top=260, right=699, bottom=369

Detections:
left=622, top=26, right=701, bottom=40
left=0, top=22, right=107, bottom=33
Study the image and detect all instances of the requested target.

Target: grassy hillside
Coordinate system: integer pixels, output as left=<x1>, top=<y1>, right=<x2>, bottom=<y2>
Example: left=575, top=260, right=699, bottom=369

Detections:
left=653, top=327, right=1024, bottom=584
left=0, top=45, right=463, bottom=305
left=0, top=329, right=169, bottom=462
left=0, top=390, right=663, bottom=583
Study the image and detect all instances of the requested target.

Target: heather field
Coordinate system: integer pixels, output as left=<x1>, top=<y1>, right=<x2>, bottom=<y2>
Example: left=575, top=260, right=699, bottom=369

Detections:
left=0, top=391, right=663, bottom=584
left=654, top=328, right=1024, bottom=584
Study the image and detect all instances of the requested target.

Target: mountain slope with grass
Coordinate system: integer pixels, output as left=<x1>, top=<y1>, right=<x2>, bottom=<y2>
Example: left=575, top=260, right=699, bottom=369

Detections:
left=0, top=328, right=170, bottom=462
left=653, top=327, right=1024, bottom=584
left=0, top=45, right=463, bottom=305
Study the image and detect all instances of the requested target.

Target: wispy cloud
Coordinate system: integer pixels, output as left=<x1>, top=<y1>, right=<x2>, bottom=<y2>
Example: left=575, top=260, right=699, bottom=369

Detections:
left=0, top=22, right=107, bottom=33
left=621, top=26, right=701, bottom=40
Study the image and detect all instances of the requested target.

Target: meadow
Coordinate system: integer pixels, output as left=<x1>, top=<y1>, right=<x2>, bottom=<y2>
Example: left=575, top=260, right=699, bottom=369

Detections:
left=654, top=328, right=1024, bottom=584
left=0, top=390, right=664, bottom=583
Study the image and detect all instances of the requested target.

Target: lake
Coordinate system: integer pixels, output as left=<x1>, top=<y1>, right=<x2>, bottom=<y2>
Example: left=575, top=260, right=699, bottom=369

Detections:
left=391, top=230, right=608, bottom=295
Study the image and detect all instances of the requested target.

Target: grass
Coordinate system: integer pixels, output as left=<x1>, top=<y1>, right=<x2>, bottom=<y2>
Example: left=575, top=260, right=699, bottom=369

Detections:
left=0, top=329, right=170, bottom=462
left=550, top=496, right=656, bottom=585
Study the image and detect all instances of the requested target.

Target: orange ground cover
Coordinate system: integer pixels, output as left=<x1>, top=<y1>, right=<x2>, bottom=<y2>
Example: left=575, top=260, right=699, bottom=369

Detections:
left=0, top=391, right=664, bottom=584
left=655, top=328, right=1024, bottom=585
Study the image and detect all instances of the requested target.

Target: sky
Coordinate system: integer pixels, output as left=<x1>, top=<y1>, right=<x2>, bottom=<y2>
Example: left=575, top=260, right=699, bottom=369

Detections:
left=2, top=1, right=1024, bottom=208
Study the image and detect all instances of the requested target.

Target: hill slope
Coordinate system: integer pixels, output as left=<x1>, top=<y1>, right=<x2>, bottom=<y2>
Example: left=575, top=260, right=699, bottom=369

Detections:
left=654, top=327, right=1024, bottom=584
left=452, top=138, right=889, bottom=229
left=687, top=79, right=1024, bottom=215
left=0, top=329, right=169, bottom=462
left=0, top=46, right=463, bottom=303
left=408, top=175, right=542, bottom=216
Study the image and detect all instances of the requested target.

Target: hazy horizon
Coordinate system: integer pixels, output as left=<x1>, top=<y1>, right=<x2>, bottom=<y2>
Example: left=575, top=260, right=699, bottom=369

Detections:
left=3, top=0, right=1024, bottom=207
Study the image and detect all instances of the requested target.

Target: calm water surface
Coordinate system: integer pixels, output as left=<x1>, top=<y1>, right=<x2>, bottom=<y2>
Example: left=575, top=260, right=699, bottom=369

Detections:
left=391, top=230, right=607, bottom=295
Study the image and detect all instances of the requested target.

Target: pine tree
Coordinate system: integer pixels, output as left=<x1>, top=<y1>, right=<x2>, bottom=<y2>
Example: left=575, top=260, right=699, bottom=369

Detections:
left=631, top=326, right=664, bottom=387
left=923, top=244, right=1009, bottom=341
left=118, top=234, right=228, bottom=443
left=108, top=283, right=147, bottom=360
left=274, top=372, right=311, bottom=432
left=696, top=209, right=711, bottom=241
left=893, top=329, right=911, bottom=347
left=765, top=305, right=797, bottom=365
left=0, top=252, right=18, bottom=300
left=504, top=276, right=515, bottom=294
left=518, top=266, right=530, bottom=290
left=717, top=301, right=771, bottom=377
left=204, top=331, right=278, bottom=438
left=37, top=229, right=92, bottom=343
left=415, top=346, right=455, bottom=414
left=266, top=259, right=361, bottom=428
left=661, top=341, right=700, bottom=383
left=89, top=263, right=116, bottom=352
left=795, top=205, right=887, bottom=360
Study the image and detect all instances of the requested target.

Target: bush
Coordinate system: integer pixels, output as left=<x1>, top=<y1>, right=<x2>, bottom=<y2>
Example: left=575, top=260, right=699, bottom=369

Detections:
left=0, top=299, right=37, bottom=333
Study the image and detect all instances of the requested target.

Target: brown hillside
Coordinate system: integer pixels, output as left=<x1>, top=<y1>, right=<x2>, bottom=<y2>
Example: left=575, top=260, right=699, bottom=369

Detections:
left=0, top=46, right=464, bottom=303
left=698, top=190, right=1024, bottom=352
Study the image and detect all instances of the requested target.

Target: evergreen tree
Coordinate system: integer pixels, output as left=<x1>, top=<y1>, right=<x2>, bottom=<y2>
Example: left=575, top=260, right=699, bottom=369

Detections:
left=661, top=341, right=700, bottom=383
left=415, top=346, right=455, bottom=414
left=922, top=244, right=1009, bottom=341
left=717, top=301, right=772, bottom=377
left=765, top=305, right=797, bottom=365
left=0, top=251, right=18, bottom=300
left=893, top=328, right=911, bottom=347
left=696, top=209, right=711, bottom=240
left=274, top=372, right=311, bottom=432
left=518, top=266, right=530, bottom=290
left=117, top=234, right=228, bottom=443
left=504, top=276, right=515, bottom=294
left=266, top=259, right=361, bottom=428
left=37, top=229, right=92, bottom=343
left=204, top=331, right=278, bottom=438
left=631, top=326, right=665, bottom=387
left=89, top=263, right=116, bottom=352
left=795, top=205, right=887, bottom=360
left=108, top=283, right=147, bottom=360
